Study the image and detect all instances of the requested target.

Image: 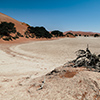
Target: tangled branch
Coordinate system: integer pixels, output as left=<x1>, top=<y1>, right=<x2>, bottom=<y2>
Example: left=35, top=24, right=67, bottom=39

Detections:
left=64, top=45, right=100, bottom=72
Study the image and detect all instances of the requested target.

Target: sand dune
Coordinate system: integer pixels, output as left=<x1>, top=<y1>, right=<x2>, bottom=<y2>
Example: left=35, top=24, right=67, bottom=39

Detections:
left=0, top=12, right=27, bottom=35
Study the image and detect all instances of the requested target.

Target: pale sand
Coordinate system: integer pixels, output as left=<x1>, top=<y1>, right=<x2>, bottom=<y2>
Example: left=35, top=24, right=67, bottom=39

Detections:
left=0, top=37, right=100, bottom=99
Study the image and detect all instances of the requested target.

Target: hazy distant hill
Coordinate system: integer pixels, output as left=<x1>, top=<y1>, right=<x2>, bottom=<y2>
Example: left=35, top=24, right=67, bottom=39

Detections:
left=64, top=31, right=100, bottom=36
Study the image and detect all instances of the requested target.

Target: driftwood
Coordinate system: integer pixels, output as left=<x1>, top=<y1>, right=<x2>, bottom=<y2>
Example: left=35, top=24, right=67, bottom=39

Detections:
left=64, top=45, right=100, bottom=72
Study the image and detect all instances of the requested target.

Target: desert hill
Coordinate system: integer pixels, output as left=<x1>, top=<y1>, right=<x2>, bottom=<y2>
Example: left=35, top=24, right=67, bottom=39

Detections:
left=0, top=12, right=28, bottom=35
left=0, top=12, right=100, bottom=43
left=0, top=13, right=63, bottom=42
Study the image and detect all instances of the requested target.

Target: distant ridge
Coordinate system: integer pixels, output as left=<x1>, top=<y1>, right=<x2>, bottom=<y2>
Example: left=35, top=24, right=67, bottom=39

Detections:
left=64, top=31, right=100, bottom=36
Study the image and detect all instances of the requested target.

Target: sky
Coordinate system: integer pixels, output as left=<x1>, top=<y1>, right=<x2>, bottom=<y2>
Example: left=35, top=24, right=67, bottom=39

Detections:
left=0, top=0, right=100, bottom=32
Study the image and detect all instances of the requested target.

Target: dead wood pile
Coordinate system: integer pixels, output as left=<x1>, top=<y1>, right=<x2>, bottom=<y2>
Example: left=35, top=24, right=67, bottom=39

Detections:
left=63, top=45, right=100, bottom=72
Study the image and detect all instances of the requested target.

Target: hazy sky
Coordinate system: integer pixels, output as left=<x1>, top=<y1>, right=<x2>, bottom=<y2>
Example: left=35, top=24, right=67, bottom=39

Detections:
left=0, top=0, right=100, bottom=32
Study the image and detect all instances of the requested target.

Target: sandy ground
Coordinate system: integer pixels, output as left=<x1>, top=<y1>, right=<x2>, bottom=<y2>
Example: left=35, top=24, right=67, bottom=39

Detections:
left=0, top=37, right=100, bottom=100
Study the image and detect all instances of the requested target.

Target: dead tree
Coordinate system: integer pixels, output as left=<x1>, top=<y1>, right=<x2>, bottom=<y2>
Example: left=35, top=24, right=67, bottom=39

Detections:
left=65, top=45, right=100, bottom=72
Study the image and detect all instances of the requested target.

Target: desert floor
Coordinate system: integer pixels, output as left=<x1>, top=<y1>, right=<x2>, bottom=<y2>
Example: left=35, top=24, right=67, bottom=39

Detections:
left=0, top=37, right=100, bottom=99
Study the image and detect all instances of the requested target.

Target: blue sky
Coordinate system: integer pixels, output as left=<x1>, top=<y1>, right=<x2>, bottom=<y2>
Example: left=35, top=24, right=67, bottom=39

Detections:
left=0, top=0, right=100, bottom=32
